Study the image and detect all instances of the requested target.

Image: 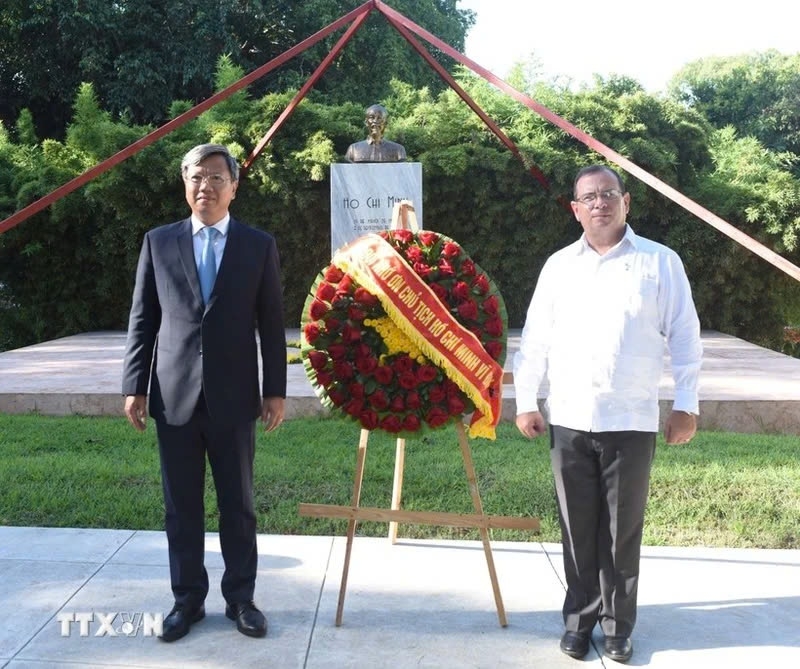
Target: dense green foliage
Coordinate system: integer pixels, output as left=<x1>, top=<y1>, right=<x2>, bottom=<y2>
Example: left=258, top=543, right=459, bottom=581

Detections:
left=1, top=414, right=798, bottom=548
left=669, top=51, right=800, bottom=165
left=2, top=55, right=799, bottom=352
left=0, top=0, right=473, bottom=141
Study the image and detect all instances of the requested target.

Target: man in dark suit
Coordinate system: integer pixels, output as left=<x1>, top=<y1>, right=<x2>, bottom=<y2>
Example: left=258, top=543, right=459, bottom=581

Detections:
left=122, top=143, right=286, bottom=642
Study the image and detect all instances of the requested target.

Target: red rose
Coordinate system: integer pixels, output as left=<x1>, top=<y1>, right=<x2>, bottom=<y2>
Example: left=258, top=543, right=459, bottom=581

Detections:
left=304, top=322, right=320, bottom=343
left=461, top=258, right=476, bottom=277
left=389, top=395, right=405, bottom=412
left=315, top=281, right=336, bottom=302
left=359, top=409, right=379, bottom=430
left=444, top=378, right=461, bottom=397
left=438, top=259, right=455, bottom=277
left=379, top=415, right=403, bottom=433
left=356, top=355, right=378, bottom=375
left=309, top=299, right=328, bottom=321
left=348, top=382, right=365, bottom=399
left=416, top=365, right=438, bottom=383
left=418, top=231, right=439, bottom=246
left=405, top=245, right=424, bottom=263
left=341, top=324, right=361, bottom=343
left=398, top=372, right=418, bottom=390
left=392, top=229, right=414, bottom=244
left=355, top=342, right=372, bottom=359
left=354, top=286, right=379, bottom=307
left=457, top=300, right=479, bottom=320
left=333, top=360, right=355, bottom=380
left=374, top=365, right=394, bottom=385
left=327, top=387, right=347, bottom=406
left=343, top=398, right=365, bottom=417
left=428, top=385, right=446, bottom=404
left=472, top=274, right=489, bottom=295
left=485, top=340, right=503, bottom=360
left=452, top=281, right=470, bottom=302
left=315, top=370, right=334, bottom=388
left=430, top=283, right=448, bottom=302
left=392, top=355, right=414, bottom=374
left=413, top=261, right=431, bottom=278
left=307, top=350, right=328, bottom=371
left=425, top=407, right=450, bottom=428
left=406, top=391, right=422, bottom=409
left=323, top=316, right=341, bottom=333
left=402, top=414, right=421, bottom=432
left=483, top=294, right=500, bottom=316
left=337, top=274, right=353, bottom=293
left=327, top=343, right=348, bottom=360
left=369, top=389, right=389, bottom=411
left=348, top=305, right=367, bottom=321
left=324, top=265, right=344, bottom=282
left=442, top=241, right=460, bottom=258
left=485, top=316, right=504, bottom=337
left=447, top=395, right=466, bottom=416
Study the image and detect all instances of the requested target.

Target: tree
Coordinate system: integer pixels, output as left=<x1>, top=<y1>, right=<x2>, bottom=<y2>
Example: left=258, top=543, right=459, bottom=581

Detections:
left=0, top=0, right=473, bottom=140
left=668, top=51, right=800, bottom=165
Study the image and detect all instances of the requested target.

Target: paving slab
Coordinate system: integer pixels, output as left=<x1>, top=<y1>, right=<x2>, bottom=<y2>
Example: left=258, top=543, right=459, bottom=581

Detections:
left=1, top=527, right=799, bottom=668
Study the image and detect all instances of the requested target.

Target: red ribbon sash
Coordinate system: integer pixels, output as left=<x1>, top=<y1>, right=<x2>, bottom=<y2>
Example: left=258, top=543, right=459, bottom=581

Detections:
left=333, top=234, right=502, bottom=438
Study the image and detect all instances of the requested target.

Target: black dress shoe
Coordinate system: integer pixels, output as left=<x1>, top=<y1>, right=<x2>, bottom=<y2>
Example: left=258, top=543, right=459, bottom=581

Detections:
left=559, top=631, right=590, bottom=659
left=158, top=604, right=205, bottom=642
left=225, top=600, right=267, bottom=638
left=604, top=636, right=633, bottom=663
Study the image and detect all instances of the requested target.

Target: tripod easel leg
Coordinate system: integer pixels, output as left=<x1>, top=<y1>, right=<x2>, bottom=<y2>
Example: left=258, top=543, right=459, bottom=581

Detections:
left=335, top=428, right=370, bottom=626
left=388, top=437, right=406, bottom=544
left=455, top=421, right=508, bottom=627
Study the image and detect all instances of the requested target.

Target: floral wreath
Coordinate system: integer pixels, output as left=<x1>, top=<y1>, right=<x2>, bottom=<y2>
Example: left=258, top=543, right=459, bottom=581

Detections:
left=300, top=229, right=507, bottom=439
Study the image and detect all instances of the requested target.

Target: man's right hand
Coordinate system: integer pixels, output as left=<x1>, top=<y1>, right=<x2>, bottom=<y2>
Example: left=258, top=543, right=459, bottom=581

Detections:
left=124, top=395, right=147, bottom=431
left=515, top=411, right=547, bottom=439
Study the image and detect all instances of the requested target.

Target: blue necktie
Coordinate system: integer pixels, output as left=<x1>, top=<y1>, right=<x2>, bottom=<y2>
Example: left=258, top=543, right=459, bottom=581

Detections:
left=199, top=227, right=219, bottom=304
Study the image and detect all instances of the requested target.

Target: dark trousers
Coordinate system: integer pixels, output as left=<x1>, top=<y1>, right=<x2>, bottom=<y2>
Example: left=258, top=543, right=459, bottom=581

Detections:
left=156, top=402, right=258, bottom=608
left=549, top=425, right=656, bottom=638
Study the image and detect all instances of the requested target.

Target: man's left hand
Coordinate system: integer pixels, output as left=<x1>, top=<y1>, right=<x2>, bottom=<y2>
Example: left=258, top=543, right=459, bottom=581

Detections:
left=261, top=396, right=285, bottom=432
left=664, top=410, right=697, bottom=445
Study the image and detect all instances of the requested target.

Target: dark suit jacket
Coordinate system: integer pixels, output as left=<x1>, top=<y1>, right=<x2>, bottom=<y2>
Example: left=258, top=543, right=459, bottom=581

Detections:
left=122, top=217, right=286, bottom=426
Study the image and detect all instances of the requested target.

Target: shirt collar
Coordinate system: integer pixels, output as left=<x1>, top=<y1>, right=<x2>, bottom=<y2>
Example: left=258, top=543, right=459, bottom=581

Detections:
left=576, top=224, right=636, bottom=256
left=191, top=214, right=230, bottom=237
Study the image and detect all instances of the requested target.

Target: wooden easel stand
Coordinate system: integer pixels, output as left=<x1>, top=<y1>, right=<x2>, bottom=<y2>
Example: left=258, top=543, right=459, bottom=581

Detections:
left=298, top=421, right=540, bottom=627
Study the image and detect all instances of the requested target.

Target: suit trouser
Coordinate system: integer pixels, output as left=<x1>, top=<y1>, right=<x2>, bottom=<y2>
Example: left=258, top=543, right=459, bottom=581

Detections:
left=156, top=402, right=258, bottom=608
left=550, top=425, right=656, bottom=638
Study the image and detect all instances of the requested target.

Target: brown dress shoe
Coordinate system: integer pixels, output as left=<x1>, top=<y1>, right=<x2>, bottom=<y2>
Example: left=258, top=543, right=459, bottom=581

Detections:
left=225, top=600, right=267, bottom=638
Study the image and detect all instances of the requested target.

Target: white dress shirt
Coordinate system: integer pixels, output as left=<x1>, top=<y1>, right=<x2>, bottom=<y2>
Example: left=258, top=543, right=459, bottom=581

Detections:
left=513, top=226, right=702, bottom=432
left=191, top=215, right=229, bottom=273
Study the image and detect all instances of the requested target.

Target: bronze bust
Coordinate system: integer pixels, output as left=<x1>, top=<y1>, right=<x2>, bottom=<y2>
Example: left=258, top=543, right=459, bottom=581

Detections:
left=345, top=104, right=407, bottom=163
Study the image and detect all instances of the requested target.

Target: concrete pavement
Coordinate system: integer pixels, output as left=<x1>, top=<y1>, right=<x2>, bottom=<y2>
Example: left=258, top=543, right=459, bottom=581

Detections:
left=1, top=527, right=799, bottom=668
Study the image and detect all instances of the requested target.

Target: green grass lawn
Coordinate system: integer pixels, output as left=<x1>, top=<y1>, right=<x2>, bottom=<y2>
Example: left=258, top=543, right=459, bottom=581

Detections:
left=1, top=413, right=798, bottom=549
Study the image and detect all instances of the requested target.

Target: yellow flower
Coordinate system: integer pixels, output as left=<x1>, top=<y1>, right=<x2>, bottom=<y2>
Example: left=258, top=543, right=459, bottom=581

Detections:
left=365, top=317, right=426, bottom=361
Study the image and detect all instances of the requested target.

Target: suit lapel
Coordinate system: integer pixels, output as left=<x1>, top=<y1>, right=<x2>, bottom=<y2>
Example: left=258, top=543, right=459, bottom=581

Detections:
left=210, top=218, right=238, bottom=304
left=175, top=219, right=203, bottom=306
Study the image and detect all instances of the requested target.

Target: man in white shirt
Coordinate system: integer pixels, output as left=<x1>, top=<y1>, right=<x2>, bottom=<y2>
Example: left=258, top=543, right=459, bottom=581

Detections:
left=514, top=165, right=702, bottom=663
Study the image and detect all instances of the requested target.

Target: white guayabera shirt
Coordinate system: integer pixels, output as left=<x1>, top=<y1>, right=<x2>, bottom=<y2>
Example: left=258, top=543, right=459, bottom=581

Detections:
left=513, top=225, right=702, bottom=433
